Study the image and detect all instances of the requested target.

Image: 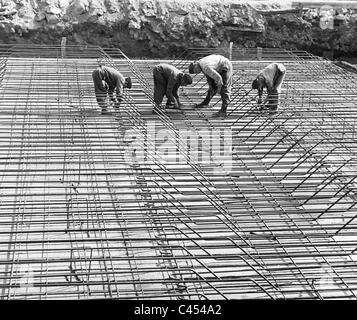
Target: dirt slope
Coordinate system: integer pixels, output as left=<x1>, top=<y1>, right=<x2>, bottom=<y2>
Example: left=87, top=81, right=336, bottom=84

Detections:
left=0, top=0, right=356, bottom=58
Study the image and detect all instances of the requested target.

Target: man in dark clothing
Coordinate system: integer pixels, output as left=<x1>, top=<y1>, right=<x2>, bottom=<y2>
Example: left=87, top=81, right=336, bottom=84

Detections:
left=189, top=54, right=233, bottom=117
left=153, top=63, right=192, bottom=113
left=92, top=65, right=132, bottom=114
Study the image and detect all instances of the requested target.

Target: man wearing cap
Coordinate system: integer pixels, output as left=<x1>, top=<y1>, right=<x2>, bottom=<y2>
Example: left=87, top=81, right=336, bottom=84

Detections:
left=153, top=63, right=193, bottom=113
left=252, top=62, right=286, bottom=113
left=189, top=54, right=233, bottom=117
left=92, top=65, right=132, bottom=114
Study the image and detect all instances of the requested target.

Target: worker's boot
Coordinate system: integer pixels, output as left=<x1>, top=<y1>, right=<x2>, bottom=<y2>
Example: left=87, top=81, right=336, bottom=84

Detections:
left=269, top=106, right=278, bottom=114
left=166, top=102, right=180, bottom=109
left=101, top=108, right=109, bottom=115
left=213, top=102, right=228, bottom=118
left=195, top=94, right=211, bottom=109
left=268, top=101, right=278, bottom=114
left=165, top=99, right=174, bottom=108
left=195, top=102, right=209, bottom=109
left=166, top=102, right=174, bottom=108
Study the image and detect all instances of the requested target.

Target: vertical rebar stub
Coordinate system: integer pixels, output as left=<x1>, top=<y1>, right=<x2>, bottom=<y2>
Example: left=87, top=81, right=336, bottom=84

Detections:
left=61, top=37, right=67, bottom=59
left=257, top=47, right=262, bottom=61
left=229, top=42, right=233, bottom=61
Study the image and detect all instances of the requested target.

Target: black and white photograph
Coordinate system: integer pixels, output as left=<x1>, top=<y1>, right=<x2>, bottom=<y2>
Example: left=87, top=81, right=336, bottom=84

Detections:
left=0, top=0, right=357, bottom=309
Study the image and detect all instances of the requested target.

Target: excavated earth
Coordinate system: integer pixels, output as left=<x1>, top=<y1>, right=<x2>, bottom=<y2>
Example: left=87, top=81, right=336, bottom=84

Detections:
left=0, top=0, right=356, bottom=59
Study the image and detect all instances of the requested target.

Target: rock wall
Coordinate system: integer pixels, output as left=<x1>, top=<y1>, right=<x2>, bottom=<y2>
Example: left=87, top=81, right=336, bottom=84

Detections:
left=263, top=7, right=357, bottom=58
left=0, top=0, right=356, bottom=58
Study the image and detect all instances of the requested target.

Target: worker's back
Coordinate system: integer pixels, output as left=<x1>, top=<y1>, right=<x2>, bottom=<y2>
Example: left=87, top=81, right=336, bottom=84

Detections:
left=97, top=66, right=125, bottom=89
left=258, top=63, right=286, bottom=91
left=260, top=63, right=286, bottom=81
left=155, top=63, right=181, bottom=80
left=198, top=54, right=232, bottom=73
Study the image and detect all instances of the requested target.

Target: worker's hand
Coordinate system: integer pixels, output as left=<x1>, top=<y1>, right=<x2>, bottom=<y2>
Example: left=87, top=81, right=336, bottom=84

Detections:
left=114, top=98, right=123, bottom=109
left=195, top=103, right=209, bottom=109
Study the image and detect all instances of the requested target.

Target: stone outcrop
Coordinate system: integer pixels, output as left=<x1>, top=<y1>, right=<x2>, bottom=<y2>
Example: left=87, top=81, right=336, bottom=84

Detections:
left=0, top=0, right=356, bottom=59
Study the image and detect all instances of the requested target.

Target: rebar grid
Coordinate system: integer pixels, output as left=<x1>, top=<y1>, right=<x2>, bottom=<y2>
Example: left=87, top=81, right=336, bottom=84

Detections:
left=0, top=44, right=357, bottom=300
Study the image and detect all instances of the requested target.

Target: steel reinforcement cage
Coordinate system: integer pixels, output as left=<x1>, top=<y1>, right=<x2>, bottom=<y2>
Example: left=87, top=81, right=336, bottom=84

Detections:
left=0, top=44, right=356, bottom=299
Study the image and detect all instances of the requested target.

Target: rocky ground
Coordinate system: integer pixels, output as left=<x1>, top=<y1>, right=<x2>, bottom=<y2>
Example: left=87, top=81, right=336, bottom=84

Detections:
left=0, top=0, right=356, bottom=60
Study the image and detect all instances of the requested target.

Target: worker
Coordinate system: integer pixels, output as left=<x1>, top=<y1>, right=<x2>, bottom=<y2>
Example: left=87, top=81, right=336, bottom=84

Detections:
left=152, top=63, right=192, bottom=113
left=92, top=65, right=132, bottom=114
left=188, top=54, right=233, bottom=117
left=252, top=62, right=286, bottom=113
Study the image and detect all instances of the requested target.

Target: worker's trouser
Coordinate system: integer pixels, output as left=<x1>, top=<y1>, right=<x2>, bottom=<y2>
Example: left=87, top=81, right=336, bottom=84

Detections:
left=267, top=68, right=286, bottom=111
left=201, top=68, right=232, bottom=110
left=153, top=66, right=178, bottom=107
left=92, top=69, right=108, bottom=112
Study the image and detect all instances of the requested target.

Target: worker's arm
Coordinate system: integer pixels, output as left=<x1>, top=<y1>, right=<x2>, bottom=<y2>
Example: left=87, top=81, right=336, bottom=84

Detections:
left=102, top=82, right=110, bottom=101
left=166, top=75, right=179, bottom=107
left=172, top=84, right=183, bottom=107
left=257, top=88, right=264, bottom=105
left=108, top=87, right=115, bottom=102
left=98, top=80, right=108, bottom=92
left=201, top=66, right=223, bottom=92
left=115, top=80, right=124, bottom=106
left=257, top=78, right=275, bottom=107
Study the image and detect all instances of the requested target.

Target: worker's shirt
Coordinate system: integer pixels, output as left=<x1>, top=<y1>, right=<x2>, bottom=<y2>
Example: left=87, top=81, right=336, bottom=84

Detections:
left=259, top=63, right=286, bottom=92
left=97, top=66, right=125, bottom=102
left=156, top=63, right=182, bottom=100
left=197, top=55, right=232, bottom=87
